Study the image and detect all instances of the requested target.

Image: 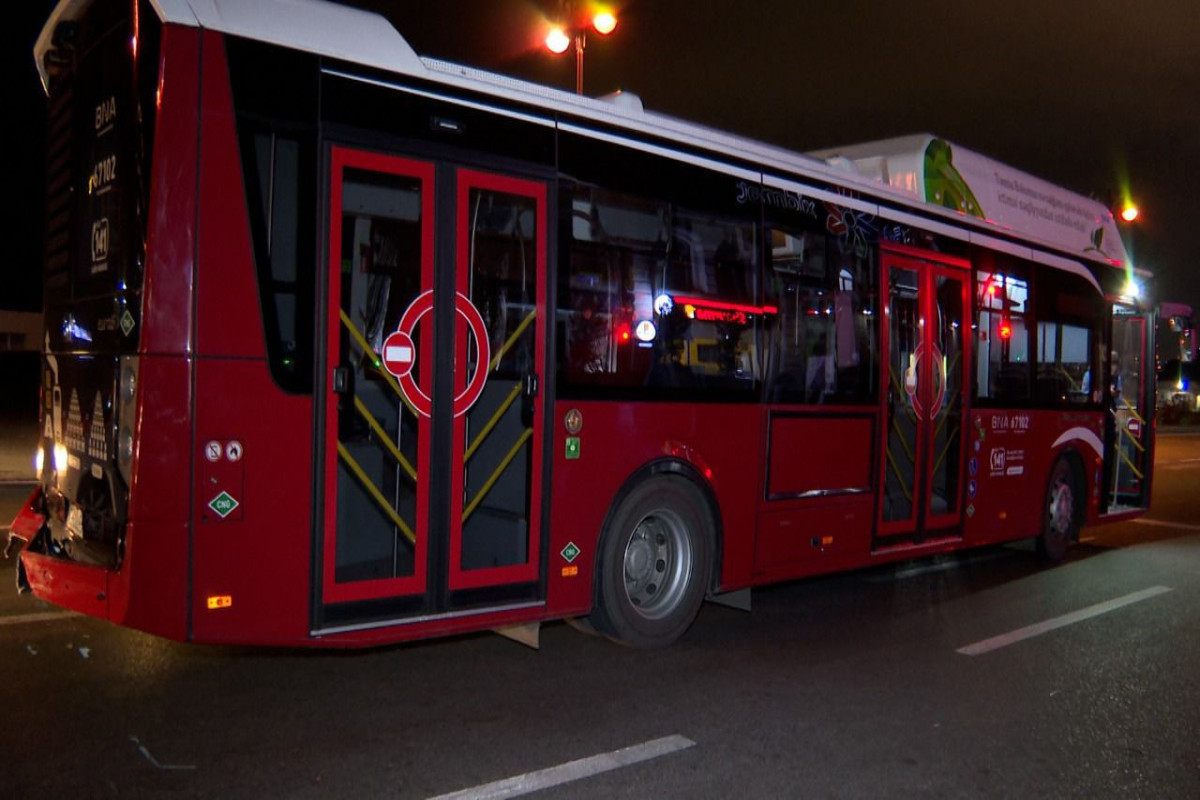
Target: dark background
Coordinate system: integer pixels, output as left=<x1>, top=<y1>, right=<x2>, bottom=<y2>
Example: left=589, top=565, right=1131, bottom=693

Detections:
left=5, top=0, right=1197, bottom=313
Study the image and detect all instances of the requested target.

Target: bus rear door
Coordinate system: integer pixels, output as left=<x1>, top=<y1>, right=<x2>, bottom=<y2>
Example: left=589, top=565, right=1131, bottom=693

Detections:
left=318, top=147, right=548, bottom=634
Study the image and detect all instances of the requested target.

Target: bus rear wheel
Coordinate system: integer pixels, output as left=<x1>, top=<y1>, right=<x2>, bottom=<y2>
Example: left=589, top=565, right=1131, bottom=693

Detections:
left=592, top=475, right=713, bottom=648
left=1038, top=458, right=1079, bottom=563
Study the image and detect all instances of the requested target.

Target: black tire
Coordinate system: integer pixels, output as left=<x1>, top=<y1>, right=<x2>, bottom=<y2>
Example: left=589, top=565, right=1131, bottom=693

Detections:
left=591, top=475, right=713, bottom=648
left=1038, top=458, right=1079, bottom=563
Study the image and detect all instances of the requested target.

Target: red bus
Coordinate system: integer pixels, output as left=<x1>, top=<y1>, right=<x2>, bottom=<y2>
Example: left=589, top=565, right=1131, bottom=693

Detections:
left=8, top=0, right=1155, bottom=648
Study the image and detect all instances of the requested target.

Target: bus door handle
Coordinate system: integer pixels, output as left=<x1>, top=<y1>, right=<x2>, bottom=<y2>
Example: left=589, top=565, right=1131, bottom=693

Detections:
left=522, top=373, right=539, bottom=427
left=333, top=366, right=352, bottom=395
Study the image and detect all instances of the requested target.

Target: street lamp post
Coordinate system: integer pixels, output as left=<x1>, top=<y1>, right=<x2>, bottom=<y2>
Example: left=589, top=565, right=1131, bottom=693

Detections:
left=545, top=6, right=617, bottom=95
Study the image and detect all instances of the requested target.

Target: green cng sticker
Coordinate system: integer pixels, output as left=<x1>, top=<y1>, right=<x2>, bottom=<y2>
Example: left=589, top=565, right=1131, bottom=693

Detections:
left=565, top=436, right=581, bottom=459
left=120, top=310, right=136, bottom=336
left=560, top=542, right=580, bottom=563
left=208, top=491, right=239, bottom=519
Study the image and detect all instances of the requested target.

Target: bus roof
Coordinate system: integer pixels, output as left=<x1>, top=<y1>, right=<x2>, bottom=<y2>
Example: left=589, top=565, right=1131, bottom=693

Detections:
left=35, top=0, right=1139, bottom=282
left=811, top=134, right=1130, bottom=269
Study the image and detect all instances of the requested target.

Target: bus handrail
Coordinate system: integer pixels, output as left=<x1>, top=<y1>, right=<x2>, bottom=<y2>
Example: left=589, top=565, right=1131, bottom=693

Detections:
left=337, top=442, right=417, bottom=544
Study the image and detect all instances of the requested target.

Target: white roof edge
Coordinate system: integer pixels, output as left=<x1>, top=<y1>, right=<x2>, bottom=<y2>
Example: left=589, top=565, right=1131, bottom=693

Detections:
left=35, top=0, right=423, bottom=93
left=183, top=0, right=424, bottom=76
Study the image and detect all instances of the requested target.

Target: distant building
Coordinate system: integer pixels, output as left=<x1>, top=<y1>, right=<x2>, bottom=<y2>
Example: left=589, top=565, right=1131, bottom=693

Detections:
left=0, top=311, right=42, bottom=352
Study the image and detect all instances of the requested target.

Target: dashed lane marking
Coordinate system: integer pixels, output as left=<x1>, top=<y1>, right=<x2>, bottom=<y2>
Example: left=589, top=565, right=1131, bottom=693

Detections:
left=1131, top=518, right=1200, bottom=532
left=0, top=611, right=79, bottom=627
left=426, top=735, right=696, bottom=800
left=957, top=586, right=1173, bottom=656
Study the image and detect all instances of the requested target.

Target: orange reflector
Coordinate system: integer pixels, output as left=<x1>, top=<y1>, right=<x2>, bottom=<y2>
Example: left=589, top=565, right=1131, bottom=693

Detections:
left=561, top=565, right=579, bottom=577
left=206, top=595, right=233, bottom=610
left=820, top=536, right=833, bottom=546
left=998, top=511, right=1007, bottom=520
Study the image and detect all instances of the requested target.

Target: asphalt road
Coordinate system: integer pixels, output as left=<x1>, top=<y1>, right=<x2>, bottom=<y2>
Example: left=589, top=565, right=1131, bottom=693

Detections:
left=3, top=435, right=1199, bottom=799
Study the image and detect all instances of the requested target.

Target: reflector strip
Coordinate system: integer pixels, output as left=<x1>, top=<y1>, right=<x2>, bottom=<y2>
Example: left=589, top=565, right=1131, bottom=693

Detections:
left=464, top=383, right=522, bottom=463
left=885, top=447, right=913, bottom=503
left=1119, top=423, right=1146, bottom=454
left=462, top=428, right=533, bottom=523
left=337, top=442, right=416, bottom=544
left=489, top=309, right=536, bottom=372
left=1116, top=446, right=1144, bottom=480
left=352, top=395, right=418, bottom=481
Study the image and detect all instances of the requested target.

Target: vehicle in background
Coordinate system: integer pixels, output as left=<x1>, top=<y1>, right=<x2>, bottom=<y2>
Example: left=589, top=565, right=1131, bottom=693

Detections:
left=1156, top=359, right=1200, bottom=411
left=1157, top=302, right=1196, bottom=367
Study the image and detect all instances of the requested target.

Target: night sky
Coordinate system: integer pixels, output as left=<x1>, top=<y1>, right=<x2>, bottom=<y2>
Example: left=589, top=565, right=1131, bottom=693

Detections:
left=5, top=0, right=1197, bottom=312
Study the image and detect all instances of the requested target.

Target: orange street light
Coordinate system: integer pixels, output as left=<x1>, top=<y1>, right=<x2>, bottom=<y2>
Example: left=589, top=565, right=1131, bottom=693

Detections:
left=593, top=11, right=617, bottom=35
left=1120, top=203, right=1139, bottom=223
left=545, top=7, right=618, bottom=94
left=545, top=27, right=571, bottom=54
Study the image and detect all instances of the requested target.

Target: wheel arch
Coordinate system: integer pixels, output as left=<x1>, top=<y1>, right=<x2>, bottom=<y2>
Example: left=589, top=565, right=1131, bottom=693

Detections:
left=1050, top=444, right=1088, bottom=539
left=592, top=457, right=725, bottom=602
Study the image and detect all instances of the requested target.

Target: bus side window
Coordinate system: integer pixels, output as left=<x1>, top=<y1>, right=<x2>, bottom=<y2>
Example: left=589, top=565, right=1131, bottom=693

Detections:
left=560, top=186, right=760, bottom=397
left=975, top=266, right=1030, bottom=403
left=766, top=227, right=877, bottom=404
left=1034, top=269, right=1100, bottom=406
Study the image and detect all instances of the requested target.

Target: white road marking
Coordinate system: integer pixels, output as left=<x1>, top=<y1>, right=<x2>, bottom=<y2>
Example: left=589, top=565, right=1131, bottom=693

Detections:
left=957, top=586, right=1173, bottom=656
left=427, top=735, right=696, bottom=800
left=0, top=611, right=78, bottom=627
left=130, top=736, right=196, bottom=771
left=1132, top=518, right=1200, bottom=532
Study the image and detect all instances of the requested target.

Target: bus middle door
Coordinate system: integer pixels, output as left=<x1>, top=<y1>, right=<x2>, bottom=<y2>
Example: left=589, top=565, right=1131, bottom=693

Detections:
left=877, top=248, right=970, bottom=548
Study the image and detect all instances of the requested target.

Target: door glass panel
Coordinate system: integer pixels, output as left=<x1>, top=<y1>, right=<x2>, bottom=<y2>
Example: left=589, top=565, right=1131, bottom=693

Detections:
left=335, top=168, right=426, bottom=585
left=928, top=274, right=964, bottom=518
left=884, top=266, right=920, bottom=523
left=460, top=188, right=539, bottom=572
left=1109, top=312, right=1148, bottom=508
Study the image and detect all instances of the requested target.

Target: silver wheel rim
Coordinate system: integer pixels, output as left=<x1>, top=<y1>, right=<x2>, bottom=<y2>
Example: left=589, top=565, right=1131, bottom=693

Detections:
left=623, top=509, right=693, bottom=621
left=1048, top=477, right=1073, bottom=538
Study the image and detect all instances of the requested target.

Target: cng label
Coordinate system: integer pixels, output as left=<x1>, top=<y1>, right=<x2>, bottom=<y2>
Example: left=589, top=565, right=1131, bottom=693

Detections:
left=208, top=491, right=239, bottom=519
left=120, top=310, right=136, bottom=336
left=560, top=542, right=581, bottom=563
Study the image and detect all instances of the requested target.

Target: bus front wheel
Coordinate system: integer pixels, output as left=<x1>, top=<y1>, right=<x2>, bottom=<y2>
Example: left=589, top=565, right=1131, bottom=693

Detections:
left=592, top=476, right=713, bottom=648
left=1038, top=458, right=1079, bottom=563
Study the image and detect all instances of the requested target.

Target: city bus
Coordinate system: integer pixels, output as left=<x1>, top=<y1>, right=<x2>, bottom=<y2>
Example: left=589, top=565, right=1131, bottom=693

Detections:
left=7, top=0, right=1155, bottom=649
